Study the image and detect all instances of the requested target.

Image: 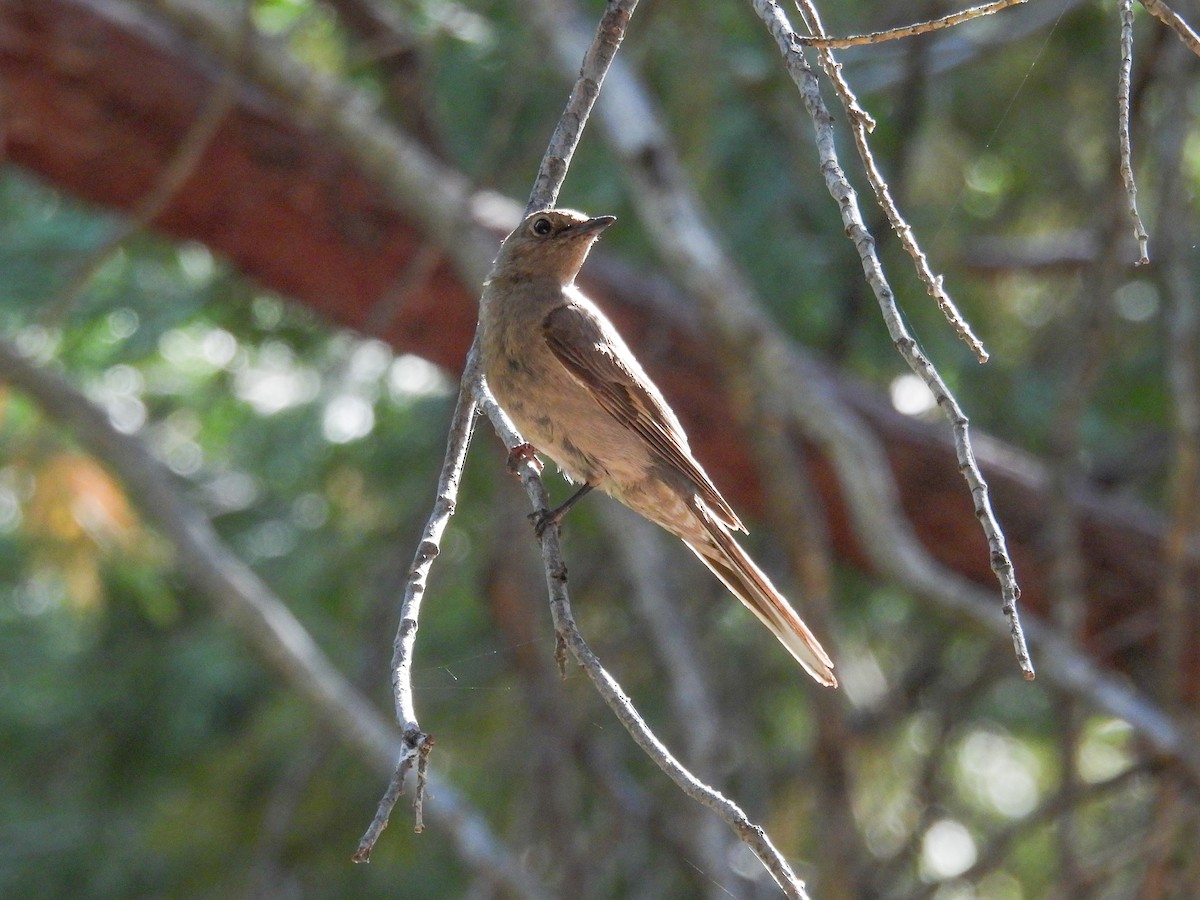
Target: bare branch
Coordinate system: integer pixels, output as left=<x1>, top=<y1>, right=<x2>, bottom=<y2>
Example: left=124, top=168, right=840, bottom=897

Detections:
left=352, top=380, right=477, bottom=860
left=527, top=0, right=639, bottom=214
left=352, top=763, right=409, bottom=861
left=750, top=0, right=1033, bottom=678
left=796, top=0, right=1027, bottom=49
left=1118, top=0, right=1151, bottom=265
left=1139, top=0, right=1200, bottom=57
left=840, top=0, right=1090, bottom=95
left=793, top=0, right=991, bottom=363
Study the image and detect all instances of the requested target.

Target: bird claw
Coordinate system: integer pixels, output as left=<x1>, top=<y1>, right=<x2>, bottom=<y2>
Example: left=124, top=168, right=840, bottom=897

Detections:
left=529, top=507, right=558, bottom=537
left=528, top=483, right=594, bottom=538
left=506, top=442, right=542, bottom=475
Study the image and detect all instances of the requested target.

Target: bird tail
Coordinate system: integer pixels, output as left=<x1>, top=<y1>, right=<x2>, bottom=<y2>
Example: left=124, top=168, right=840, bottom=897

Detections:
left=683, top=498, right=837, bottom=687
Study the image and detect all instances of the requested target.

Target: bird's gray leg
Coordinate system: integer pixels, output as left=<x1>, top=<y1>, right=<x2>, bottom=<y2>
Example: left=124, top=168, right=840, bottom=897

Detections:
left=532, top=483, right=595, bottom=536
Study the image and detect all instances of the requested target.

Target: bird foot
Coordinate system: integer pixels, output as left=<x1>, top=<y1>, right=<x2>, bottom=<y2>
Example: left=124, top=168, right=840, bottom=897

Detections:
left=529, top=506, right=561, bottom=538
left=506, top=442, right=542, bottom=475
left=529, top=482, right=594, bottom=538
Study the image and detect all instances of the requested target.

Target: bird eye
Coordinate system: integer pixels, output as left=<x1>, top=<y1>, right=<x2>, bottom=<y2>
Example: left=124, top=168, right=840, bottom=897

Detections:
left=531, top=216, right=553, bottom=236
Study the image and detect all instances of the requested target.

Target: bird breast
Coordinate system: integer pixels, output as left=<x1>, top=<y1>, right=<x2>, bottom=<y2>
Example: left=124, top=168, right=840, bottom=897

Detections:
left=480, top=284, right=653, bottom=490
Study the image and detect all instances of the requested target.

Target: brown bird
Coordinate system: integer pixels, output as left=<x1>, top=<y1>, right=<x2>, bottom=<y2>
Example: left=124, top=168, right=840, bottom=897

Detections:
left=479, top=208, right=836, bottom=687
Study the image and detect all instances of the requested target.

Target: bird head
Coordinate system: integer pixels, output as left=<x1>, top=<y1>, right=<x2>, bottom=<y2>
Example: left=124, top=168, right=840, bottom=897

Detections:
left=491, top=208, right=616, bottom=284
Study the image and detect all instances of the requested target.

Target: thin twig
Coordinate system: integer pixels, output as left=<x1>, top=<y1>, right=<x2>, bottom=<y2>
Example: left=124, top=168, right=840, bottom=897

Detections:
left=794, top=0, right=991, bottom=363
left=796, top=0, right=1027, bottom=48
left=1118, top=0, right=1151, bottom=265
left=842, top=0, right=1089, bottom=95
left=752, top=0, right=1033, bottom=678
left=352, top=377, right=477, bottom=860
left=1138, top=0, right=1200, bottom=57
left=0, top=336, right=552, bottom=899
left=353, top=763, right=409, bottom=861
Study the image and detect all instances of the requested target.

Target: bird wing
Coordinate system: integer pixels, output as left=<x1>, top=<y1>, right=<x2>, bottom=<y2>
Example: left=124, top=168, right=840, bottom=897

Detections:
left=542, top=302, right=743, bottom=531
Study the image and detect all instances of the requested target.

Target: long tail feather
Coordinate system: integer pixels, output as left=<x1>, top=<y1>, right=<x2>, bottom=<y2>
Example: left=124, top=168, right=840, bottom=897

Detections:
left=684, top=498, right=836, bottom=687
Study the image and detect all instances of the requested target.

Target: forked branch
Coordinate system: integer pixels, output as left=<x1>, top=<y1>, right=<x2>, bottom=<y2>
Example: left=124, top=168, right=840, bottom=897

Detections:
left=751, top=0, right=1034, bottom=678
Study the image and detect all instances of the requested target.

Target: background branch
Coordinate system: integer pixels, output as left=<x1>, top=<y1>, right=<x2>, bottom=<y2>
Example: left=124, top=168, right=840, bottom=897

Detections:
left=1119, top=0, right=1152, bottom=264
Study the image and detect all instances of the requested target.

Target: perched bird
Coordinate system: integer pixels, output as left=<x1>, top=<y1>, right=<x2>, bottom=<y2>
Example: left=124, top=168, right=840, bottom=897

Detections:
left=479, top=208, right=836, bottom=687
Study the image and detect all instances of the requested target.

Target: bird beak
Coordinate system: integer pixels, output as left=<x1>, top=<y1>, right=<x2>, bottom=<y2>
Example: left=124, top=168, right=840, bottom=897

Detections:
left=576, top=215, right=616, bottom=236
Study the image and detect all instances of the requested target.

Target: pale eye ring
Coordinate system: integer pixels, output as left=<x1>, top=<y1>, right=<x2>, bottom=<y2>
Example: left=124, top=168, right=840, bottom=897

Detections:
left=531, top=217, right=553, bottom=236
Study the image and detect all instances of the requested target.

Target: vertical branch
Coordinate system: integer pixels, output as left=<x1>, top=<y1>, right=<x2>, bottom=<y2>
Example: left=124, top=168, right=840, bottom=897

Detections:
left=391, top=394, right=477, bottom=734
left=526, top=0, right=640, bottom=214
left=1119, top=0, right=1152, bottom=264
left=353, top=385, right=477, bottom=857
